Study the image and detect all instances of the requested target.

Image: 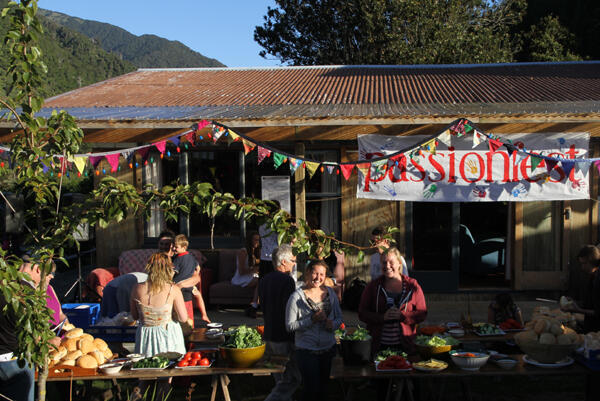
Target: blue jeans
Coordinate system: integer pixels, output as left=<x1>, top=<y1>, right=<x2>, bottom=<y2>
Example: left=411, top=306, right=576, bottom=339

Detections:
left=0, top=359, right=35, bottom=401
left=295, top=347, right=335, bottom=401
left=265, top=341, right=301, bottom=401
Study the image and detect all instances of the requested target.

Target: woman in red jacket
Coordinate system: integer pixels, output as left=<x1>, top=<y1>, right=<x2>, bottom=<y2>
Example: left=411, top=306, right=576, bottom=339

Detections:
left=358, top=247, right=427, bottom=354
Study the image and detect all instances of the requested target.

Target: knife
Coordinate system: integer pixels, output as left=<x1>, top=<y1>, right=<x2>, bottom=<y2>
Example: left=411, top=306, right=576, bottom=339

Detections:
left=535, top=298, right=557, bottom=303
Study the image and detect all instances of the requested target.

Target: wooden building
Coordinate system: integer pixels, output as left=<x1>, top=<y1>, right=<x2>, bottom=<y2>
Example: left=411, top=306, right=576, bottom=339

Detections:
left=3, top=61, right=600, bottom=294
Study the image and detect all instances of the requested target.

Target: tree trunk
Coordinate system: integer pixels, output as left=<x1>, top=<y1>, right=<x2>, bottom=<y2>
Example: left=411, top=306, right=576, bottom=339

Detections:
left=210, top=217, right=215, bottom=250
left=37, top=362, right=49, bottom=401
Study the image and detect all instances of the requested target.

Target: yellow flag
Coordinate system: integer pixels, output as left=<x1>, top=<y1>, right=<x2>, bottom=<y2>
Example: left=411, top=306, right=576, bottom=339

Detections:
left=305, top=161, right=320, bottom=179
left=73, top=156, right=87, bottom=175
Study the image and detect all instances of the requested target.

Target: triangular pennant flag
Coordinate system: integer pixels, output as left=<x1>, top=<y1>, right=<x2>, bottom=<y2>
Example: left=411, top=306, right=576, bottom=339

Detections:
left=185, top=132, right=195, bottom=146
left=422, top=139, right=437, bottom=155
left=257, top=146, right=272, bottom=164
left=450, top=119, right=466, bottom=136
left=212, top=126, right=226, bottom=142
left=594, top=160, right=600, bottom=174
left=530, top=155, right=543, bottom=171
left=289, top=158, right=302, bottom=174
left=105, top=153, right=120, bottom=172
left=340, top=164, right=355, bottom=180
left=89, top=156, right=103, bottom=168
left=488, top=138, right=503, bottom=153
left=154, top=140, right=167, bottom=154
left=168, top=136, right=180, bottom=146
left=437, top=130, right=452, bottom=147
left=197, top=120, right=210, bottom=131
left=464, top=123, right=474, bottom=133
left=137, top=147, right=151, bottom=162
left=273, top=153, right=286, bottom=169
left=577, top=160, right=591, bottom=174
left=209, top=167, right=217, bottom=177
left=472, top=131, right=483, bottom=148
left=356, top=162, right=371, bottom=177
left=57, top=156, right=67, bottom=173
left=227, top=129, right=239, bottom=142
left=326, top=165, right=335, bottom=174
left=73, top=156, right=87, bottom=175
left=122, top=149, right=135, bottom=161
left=372, top=159, right=387, bottom=176
left=305, top=161, right=319, bottom=179
left=545, top=158, right=558, bottom=173
left=504, top=143, right=516, bottom=157
left=561, top=160, right=576, bottom=177
left=242, top=139, right=256, bottom=155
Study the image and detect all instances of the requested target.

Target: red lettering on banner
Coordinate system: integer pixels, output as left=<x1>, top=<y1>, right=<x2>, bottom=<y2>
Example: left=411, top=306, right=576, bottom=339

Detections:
left=389, top=156, right=409, bottom=183
left=459, top=152, right=485, bottom=183
left=547, top=152, right=566, bottom=182
left=565, top=145, right=579, bottom=160
left=520, top=156, right=541, bottom=182
left=363, top=152, right=386, bottom=192
left=448, top=151, right=456, bottom=183
left=409, top=158, right=426, bottom=182
left=486, top=151, right=511, bottom=183
left=428, top=153, right=446, bottom=182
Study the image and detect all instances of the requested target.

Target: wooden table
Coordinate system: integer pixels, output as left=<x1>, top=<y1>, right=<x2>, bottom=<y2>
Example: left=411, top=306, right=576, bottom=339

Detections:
left=43, top=359, right=285, bottom=401
left=188, top=327, right=225, bottom=347
left=330, top=354, right=591, bottom=401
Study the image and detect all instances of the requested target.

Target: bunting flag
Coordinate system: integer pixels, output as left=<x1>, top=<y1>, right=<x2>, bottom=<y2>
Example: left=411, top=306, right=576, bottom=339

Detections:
left=450, top=119, right=466, bottom=136
left=168, top=136, right=180, bottom=146
left=228, top=129, right=240, bottom=142
left=437, top=130, right=452, bottom=147
left=594, top=160, right=600, bottom=174
left=185, top=131, right=196, bottom=146
left=289, top=158, right=303, bottom=174
left=105, top=153, right=120, bottom=172
left=242, top=139, right=256, bottom=155
left=545, top=158, right=559, bottom=173
left=423, top=139, right=437, bottom=155
left=505, top=143, right=517, bottom=157
left=257, top=146, right=272, bottom=164
left=305, top=161, right=320, bottom=179
left=195, top=120, right=210, bottom=132
left=356, top=163, right=370, bottom=178
left=326, top=165, right=335, bottom=174
left=531, top=155, right=543, bottom=171
left=488, top=138, right=503, bottom=153
left=212, top=125, right=226, bottom=142
left=577, top=160, right=591, bottom=174
left=137, top=147, right=150, bottom=161
left=89, top=156, right=103, bottom=168
left=121, top=149, right=135, bottom=161
left=273, top=153, right=286, bottom=168
left=340, top=164, right=355, bottom=180
left=154, top=140, right=167, bottom=154
left=72, top=156, right=87, bottom=175
left=472, top=131, right=483, bottom=148
left=209, top=167, right=217, bottom=177
left=561, top=160, right=576, bottom=177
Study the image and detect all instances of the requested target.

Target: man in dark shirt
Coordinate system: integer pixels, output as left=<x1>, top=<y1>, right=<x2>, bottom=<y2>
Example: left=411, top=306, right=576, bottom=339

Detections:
left=563, top=245, right=600, bottom=332
left=259, top=244, right=301, bottom=401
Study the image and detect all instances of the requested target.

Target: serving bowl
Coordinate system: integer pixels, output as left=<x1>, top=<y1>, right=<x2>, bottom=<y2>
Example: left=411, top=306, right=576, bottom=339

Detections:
left=99, top=363, right=124, bottom=374
left=514, top=337, right=578, bottom=364
left=449, top=350, right=489, bottom=371
left=416, top=344, right=452, bottom=360
left=219, top=344, right=266, bottom=368
left=495, top=358, right=518, bottom=370
left=207, top=323, right=223, bottom=329
left=448, top=329, right=465, bottom=338
left=126, top=353, right=144, bottom=362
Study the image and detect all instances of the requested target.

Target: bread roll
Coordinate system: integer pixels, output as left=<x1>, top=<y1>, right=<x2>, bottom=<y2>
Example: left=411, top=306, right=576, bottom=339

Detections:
left=539, top=332, right=557, bottom=345
left=62, top=338, right=79, bottom=352
left=534, top=319, right=551, bottom=334
left=102, top=348, right=113, bottom=360
left=64, top=350, right=83, bottom=361
left=515, top=330, right=538, bottom=345
left=76, top=354, right=98, bottom=369
left=557, top=334, right=572, bottom=345
left=550, top=323, right=564, bottom=336
left=50, top=347, right=67, bottom=363
left=77, top=338, right=95, bottom=354
left=93, top=338, right=108, bottom=351
left=61, top=359, right=75, bottom=366
left=65, top=328, right=83, bottom=339
left=80, top=333, right=94, bottom=342
left=90, top=350, right=105, bottom=365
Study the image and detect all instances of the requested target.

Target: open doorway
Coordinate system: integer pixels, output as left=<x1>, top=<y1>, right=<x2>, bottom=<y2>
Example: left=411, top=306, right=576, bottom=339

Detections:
left=459, top=202, right=509, bottom=288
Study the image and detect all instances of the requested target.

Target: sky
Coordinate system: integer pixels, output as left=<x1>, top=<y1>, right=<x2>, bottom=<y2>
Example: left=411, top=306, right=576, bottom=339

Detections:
left=38, top=0, right=281, bottom=68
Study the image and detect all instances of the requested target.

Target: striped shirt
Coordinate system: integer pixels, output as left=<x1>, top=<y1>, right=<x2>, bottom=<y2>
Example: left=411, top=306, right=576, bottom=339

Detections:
left=380, top=281, right=407, bottom=346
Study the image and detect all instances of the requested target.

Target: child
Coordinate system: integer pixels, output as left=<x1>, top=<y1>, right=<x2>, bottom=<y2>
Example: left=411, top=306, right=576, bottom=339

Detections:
left=173, top=234, right=210, bottom=325
left=488, top=293, right=523, bottom=327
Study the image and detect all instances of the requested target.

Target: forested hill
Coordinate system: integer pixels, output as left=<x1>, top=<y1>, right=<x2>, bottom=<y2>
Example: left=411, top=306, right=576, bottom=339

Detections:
left=38, top=9, right=224, bottom=69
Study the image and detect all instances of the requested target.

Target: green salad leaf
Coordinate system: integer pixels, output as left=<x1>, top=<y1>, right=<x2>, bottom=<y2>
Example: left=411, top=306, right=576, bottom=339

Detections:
left=338, top=326, right=372, bottom=341
left=224, top=325, right=264, bottom=349
left=132, top=356, right=169, bottom=369
left=415, top=334, right=459, bottom=346
left=375, top=349, right=407, bottom=362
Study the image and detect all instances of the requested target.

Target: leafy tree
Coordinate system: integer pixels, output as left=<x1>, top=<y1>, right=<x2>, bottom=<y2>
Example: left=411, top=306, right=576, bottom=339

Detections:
left=254, top=0, right=526, bottom=65
left=1, top=3, right=397, bottom=400
left=522, top=15, right=581, bottom=62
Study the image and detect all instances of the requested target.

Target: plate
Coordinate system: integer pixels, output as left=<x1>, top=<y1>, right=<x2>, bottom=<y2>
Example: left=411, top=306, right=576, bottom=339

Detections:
left=413, top=359, right=448, bottom=372
left=374, top=361, right=412, bottom=372
left=523, top=355, right=574, bottom=368
left=474, top=329, right=506, bottom=337
left=174, top=360, right=214, bottom=369
left=130, top=361, right=174, bottom=371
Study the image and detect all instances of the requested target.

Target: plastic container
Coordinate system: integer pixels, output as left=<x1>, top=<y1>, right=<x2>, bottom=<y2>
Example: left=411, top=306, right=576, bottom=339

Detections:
left=86, top=325, right=137, bottom=343
left=62, top=303, right=100, bottom=329
left=340, top=339, right=372, bottom=365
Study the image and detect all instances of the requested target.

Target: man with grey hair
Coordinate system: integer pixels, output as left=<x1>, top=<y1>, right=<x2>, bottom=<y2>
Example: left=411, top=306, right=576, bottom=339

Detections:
left=259, top=244, right=301, bottom=400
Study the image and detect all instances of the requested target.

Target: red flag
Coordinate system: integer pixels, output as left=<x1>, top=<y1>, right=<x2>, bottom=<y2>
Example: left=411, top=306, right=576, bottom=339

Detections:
left=340, top=164, right=355, bottom=180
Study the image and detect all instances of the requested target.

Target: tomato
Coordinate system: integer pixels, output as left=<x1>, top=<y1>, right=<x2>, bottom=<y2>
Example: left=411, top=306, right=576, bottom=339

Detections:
left=183, top=352, right=193, bottom=361
left=177, top=360, right=189, bottom=367
left=188, top=359, right=198, bottom=366
left=199, top=358, right=210, bottom=366
left=192, top=351, right=202, bottom=359
left=339, top=322, right=345, bottom=330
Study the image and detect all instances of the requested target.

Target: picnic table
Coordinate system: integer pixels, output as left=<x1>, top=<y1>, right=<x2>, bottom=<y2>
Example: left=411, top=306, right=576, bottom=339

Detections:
left=330, top=354, right=596, bottom=401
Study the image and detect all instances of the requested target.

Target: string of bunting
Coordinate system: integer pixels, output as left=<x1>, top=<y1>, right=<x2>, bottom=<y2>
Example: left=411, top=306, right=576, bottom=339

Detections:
left=0, top=118, right=596, bottom=180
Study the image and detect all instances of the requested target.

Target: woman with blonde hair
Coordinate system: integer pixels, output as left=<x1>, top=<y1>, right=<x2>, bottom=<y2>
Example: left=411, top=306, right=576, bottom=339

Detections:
left=130, top=252, right=187, bottom=357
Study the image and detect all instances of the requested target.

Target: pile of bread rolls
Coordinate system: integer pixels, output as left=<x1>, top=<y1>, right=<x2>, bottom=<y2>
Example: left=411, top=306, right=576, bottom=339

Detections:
left=531, top=306, right=577, bottom=330
left=48, top=325, right=114, bottom=370
left=515, top=317, right=584, bottom=346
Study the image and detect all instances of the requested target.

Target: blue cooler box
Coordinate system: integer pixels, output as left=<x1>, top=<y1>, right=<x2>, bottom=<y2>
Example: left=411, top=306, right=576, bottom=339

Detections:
left=62, top=303, right=100, bottom=329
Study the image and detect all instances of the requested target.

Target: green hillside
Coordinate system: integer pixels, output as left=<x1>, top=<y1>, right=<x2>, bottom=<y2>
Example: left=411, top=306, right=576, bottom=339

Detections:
left=38, top=9, right=225, bottom=68
left=0, top=0, right=136, bottom=99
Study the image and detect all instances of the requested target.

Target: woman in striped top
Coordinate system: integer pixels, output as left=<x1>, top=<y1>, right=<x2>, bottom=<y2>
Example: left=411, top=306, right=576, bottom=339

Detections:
left=358, top=247, right=427, bottom=355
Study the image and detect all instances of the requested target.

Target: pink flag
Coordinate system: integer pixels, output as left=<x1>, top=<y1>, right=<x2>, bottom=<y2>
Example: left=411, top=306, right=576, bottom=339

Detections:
left=153, top=140, right=167, bottom=154
left=89, top=156, right=103, bottom=168
left=105, top=153, right=120, bottom=172
left=257, top=146, right=272, bottom=164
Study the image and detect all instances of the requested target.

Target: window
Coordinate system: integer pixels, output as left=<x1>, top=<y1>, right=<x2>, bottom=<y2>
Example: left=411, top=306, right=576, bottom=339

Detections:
left=305, top=150, right=341, bottom=238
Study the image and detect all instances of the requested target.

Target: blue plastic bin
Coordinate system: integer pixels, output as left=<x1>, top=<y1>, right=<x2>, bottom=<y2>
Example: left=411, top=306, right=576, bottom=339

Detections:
left=62, top=303, right=100, bottom=329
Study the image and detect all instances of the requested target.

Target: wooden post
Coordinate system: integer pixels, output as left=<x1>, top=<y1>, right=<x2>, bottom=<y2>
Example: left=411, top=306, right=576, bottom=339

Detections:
left=295, top=142, right=306, bottom=223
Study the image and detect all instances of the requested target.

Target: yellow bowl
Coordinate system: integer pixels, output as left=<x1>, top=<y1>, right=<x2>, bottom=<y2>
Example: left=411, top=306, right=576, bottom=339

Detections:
left=219, top=344, right=266, bottom=368
left=416, top=344, right=452, bottom=359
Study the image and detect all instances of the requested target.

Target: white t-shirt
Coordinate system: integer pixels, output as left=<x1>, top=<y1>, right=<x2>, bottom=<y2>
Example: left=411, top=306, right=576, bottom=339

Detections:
left=370, top=253, right=408, bottom=281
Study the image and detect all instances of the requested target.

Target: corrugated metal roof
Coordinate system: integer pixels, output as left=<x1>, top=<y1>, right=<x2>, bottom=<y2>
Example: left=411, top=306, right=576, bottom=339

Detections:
left=40, top=62, right=600, bottom=123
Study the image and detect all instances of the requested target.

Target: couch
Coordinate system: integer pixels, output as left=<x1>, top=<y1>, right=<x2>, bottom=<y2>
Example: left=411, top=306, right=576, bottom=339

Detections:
left=208, top=249, right=255, bottom=306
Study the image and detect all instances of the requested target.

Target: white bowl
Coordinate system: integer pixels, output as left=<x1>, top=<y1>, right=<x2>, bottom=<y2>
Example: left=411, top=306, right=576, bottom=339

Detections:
left=99, top=363, right=124, bottom=374
left=448, top=329, right=465, bottom=338
left=126, top=353, right=144, bottom=362
left=207, top=323, right=223, bottom=329
left=495, top=358, right=518, bottom=370
left=450, top=351, right=489, bottom=371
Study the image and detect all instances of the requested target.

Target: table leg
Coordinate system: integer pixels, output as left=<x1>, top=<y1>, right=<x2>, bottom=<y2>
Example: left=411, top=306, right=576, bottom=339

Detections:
left=210, top=375, right=218, bottom=401
left=220, top=374, right=232, bottom=401
left=459, top=377, right=473, bottom=401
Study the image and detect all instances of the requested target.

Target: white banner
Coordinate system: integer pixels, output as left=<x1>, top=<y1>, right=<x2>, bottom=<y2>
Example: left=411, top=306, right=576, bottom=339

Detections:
left=357, top=133, right=590, bottom=202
